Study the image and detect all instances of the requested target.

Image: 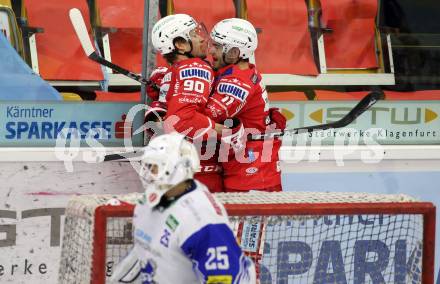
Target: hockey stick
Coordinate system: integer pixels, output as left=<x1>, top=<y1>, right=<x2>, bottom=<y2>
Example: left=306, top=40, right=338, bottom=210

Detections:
left=69, top=8, right=157, bottom=88
left=249, top=90, right=384, bottom=140
left=104, top=150, right=143, bottom=162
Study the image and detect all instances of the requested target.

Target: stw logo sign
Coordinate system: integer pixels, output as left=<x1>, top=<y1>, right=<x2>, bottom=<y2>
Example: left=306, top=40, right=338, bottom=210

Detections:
left=309, top=107, right=438, bottom=125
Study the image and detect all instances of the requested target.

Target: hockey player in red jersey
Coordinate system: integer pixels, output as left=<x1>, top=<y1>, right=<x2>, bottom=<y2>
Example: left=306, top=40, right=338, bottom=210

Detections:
left=150, top=14, right=225, bottom=192
left=205, top=18, right=286, bottom=192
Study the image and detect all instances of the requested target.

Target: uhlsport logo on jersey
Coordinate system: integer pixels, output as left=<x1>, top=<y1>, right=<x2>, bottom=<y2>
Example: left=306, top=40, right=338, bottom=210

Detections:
left=179, top=68, right=211, bottom=81
left=217, top=83, right=249, bottom=101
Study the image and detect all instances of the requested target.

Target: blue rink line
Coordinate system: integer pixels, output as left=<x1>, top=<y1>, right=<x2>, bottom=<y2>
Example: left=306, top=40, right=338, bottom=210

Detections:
left=281, top=171, right=440, bottom=284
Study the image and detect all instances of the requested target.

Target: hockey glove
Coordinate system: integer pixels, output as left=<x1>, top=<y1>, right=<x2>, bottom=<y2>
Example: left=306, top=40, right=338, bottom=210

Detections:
left=146, top=67, right=168, bottom=101
left=144, top=101, right=167, bottom=139
left=269, top=108, right=286, bottom=131
left=109, top=249, right=141, bottom=283
left=145, top=101, right=167, bottom=123
left=221, top=117, right=246, bottom=153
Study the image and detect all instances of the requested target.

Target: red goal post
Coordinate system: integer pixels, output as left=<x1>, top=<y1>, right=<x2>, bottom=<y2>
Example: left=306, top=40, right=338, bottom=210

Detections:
left=59, top=192, right=436, bottom=284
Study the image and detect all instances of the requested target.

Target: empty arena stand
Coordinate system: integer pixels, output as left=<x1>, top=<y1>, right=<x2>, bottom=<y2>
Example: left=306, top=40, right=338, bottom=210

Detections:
left=245, top=0, right=318, bottom=75
left=320, top=0, right=378, bottom=69
left=23, top=0, right=104, bottom=81
left=93, top=0, right=144, bottom=74
left=172, top=0, right=236, bottom=31
left=170, top=0, right=236, bottom=66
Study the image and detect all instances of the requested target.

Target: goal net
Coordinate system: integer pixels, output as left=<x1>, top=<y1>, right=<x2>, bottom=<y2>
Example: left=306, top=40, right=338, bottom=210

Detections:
left=59, top=191, right=435, bottom=283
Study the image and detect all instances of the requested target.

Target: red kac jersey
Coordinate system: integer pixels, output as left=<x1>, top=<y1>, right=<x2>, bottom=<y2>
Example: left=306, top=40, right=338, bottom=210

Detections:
left=164, top=58, right=216, bottom=140
left=204, top=64, right=282, bottom=191
left=163, top=58, right=223, bottom=192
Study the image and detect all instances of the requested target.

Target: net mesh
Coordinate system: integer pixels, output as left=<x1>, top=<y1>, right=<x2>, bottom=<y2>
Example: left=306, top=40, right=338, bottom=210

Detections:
left=231, top=215, right=423, bottom=283
left=59, top=192, right=426, bottom=284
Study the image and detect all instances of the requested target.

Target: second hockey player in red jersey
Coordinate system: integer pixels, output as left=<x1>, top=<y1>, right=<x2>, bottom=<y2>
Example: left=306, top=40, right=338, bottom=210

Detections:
left=205, top=18, right=285, bottom=192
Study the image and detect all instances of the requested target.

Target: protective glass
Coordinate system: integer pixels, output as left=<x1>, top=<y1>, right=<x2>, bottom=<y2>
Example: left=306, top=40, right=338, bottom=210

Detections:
left=139, top=163, right=159, bottom=184
left=139, top=152, right=169, bottom=186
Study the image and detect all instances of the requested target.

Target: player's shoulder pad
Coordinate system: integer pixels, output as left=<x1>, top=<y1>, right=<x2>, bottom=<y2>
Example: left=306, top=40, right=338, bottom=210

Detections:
left=197, top=182, right=225, bottom=216
left=216, top=76, right=251, bottom=102
left=217, top=66, right=234, bottom=78
left=179, top=182, right=226, bottom=219
left=150, top=66, right=168, bottom=76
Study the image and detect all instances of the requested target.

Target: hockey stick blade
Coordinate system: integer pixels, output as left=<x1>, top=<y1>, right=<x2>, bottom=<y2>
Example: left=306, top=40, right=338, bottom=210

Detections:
left=69, top=8, right=95, bottom=57
left=104, top=151, right=143, bottom=162
left=250, top=90, right=384, bottom=140
left=330, top=90, right=383, bottom=128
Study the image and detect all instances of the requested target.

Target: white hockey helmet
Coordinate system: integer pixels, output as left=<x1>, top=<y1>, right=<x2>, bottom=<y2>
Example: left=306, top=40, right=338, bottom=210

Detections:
left=152, top=14, right=198, bottom=55
left=210, top=18, right=258, bottom=60
left=139, top=132, right=200, bottom=207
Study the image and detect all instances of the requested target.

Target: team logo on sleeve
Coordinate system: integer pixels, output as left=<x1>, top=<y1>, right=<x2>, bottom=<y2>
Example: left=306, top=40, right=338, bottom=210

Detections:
left=217, top=83, right=249, bottom=101
left=179, top=68, right=211, bottom=81
left=162, top=72, right=172, bottom=83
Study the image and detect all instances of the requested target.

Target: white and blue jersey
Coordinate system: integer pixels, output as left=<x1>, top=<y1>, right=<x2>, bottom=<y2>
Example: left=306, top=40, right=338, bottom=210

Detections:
left=132, top=180, right=255, bottom=284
